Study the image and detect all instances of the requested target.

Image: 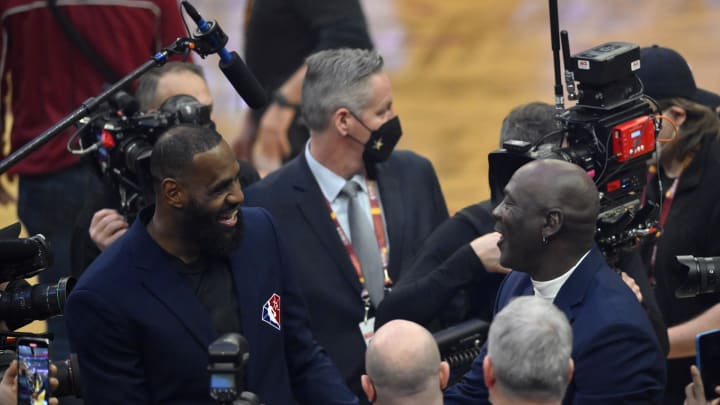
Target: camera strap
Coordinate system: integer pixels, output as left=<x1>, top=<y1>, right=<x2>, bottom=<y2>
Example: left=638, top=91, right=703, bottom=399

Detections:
left=46, top=0, right=121, bottom=84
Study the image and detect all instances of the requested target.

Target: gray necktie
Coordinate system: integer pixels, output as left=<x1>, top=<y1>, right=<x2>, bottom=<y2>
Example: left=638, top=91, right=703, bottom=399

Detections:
left=342, top=180, right=384, bottom=307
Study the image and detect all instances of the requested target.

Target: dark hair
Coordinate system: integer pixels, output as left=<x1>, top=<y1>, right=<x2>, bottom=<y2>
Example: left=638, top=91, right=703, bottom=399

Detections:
left=499, top=102, right=560, bottom=147
left=136, top=62, right=205, bottom=111
left=150, top=124, right=223, bottom=188
left=657, top=97, right=720, bottom=162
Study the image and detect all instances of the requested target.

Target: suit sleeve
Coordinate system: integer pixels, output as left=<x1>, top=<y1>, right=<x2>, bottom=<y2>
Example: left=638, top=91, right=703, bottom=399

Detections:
left=375, top=203, right=500, bottom=328
left=65, top=289, right=149, bottom=404
left=261, top=210, right=359, bottom=404
left=571, top=321, right=666, bottom=404
left=422, top=156, right=450, bottom=229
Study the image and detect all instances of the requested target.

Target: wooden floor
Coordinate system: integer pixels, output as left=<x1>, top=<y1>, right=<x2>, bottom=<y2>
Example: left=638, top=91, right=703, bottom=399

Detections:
left=388, top=0, right=720, bottom=213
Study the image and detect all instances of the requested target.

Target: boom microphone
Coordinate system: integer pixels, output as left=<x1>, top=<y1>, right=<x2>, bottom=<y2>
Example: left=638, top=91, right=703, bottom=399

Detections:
left=181, top=1, right=267, bottom=109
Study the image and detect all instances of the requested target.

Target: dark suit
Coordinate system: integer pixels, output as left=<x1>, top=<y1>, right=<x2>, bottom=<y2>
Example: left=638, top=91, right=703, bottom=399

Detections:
left=444, top=246, right=667, bottom=404
left=243, top=150, right=448, bottom=398
left=65, top=207, right=357, bottom=405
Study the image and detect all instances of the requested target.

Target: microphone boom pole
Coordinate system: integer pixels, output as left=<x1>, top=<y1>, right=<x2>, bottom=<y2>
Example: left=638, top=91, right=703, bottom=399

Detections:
left=0, top=41, right=192, bottom=174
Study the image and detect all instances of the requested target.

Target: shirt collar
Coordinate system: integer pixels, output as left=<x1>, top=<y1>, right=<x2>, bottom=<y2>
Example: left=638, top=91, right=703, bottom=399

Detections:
left=531, top=250, right=591, bottom=301
left=305, top=141, right=367, bottom=202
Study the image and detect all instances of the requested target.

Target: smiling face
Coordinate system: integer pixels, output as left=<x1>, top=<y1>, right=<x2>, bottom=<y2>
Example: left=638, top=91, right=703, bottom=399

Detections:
left=492, top=167, right=546, bottom=273
left=177, top=141, right=244, bottom=257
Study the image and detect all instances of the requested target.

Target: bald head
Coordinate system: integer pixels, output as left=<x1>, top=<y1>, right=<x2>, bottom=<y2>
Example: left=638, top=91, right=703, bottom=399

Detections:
left=515, top=159, right=599, bottom=232
left=365, top=320, right=446, bottom=403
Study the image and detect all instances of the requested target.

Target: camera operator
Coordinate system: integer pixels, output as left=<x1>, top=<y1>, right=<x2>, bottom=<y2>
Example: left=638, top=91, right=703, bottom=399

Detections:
left=637, top=45, right=720, bottom=404
left=374, top=102, right=669, bottom=356
left=70, top=62, right=259, bottom=277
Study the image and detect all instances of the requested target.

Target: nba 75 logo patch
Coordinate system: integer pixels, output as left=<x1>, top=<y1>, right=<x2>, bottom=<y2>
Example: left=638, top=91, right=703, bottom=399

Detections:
left=262, top=293, right=281, bottom=330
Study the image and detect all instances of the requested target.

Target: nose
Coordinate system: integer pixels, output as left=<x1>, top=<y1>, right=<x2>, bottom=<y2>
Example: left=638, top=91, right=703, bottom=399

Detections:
left=492, top=201, right=503, bottom=220
left=228, top=180, right=244, bottom=205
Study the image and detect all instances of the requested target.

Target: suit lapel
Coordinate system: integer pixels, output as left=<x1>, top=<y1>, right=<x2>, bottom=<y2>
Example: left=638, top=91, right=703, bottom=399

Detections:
left=130, top=220, right=217, bottom=350
left=291, top=156, right=363, bottom=293
left=553, top=246, right=604, bottom=323
left=229, top=247, right=260, bottom=351
left=374, top=160, right=404, bottom=280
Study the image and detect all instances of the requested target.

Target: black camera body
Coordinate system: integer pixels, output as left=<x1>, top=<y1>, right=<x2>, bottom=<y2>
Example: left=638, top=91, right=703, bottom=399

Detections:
left=73, top=93, right=213, bottom=218
left=0, top=223, right=74, bottom=326
left=488, top=40, right=659, bottom=266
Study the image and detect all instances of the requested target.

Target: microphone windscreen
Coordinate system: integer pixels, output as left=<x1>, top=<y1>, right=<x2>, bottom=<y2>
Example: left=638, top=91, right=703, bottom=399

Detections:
left=220, top=51, right=267, bottom=109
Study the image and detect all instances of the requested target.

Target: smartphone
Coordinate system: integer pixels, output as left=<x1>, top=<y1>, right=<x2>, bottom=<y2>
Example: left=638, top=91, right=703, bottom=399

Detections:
left=697, top=329, right=720, bottom=399
left=16, top=337, right=51, bottom=405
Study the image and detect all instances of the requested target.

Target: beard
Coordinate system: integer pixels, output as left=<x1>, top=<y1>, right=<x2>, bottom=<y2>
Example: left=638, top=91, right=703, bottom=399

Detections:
left=177, top=198, right=244, bottom=258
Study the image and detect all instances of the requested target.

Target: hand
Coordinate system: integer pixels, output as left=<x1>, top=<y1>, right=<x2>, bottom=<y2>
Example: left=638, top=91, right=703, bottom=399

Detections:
left=0, top=361, right=60, bottom=405
left=620, top=272, right=643, bottom=303
left=89, top=209, right=128, bottom=251
left=251, top=103, right=295, bottom=177
left=470, top=232, right=511, bottom=274
left=685, top=365, right=720, bottom=405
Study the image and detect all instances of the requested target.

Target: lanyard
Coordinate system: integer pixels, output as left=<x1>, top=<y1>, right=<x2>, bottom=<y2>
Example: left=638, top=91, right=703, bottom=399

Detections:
left=326, top=180, right=393, bottom=295
left=647, top=152, right=695, bottom=275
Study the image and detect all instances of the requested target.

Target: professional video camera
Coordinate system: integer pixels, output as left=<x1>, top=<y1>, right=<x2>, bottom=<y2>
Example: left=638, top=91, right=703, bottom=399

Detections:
left=68, top=93, right=213, bottom=219
left=488, top=1, right=661, bottom=266
left=0, top=222, right=74, bottom=328
left=674, top=255, right=719, bottom=298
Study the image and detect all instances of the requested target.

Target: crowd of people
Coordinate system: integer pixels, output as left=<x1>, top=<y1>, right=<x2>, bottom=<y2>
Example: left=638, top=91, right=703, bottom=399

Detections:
left=1, top=1, right=720, bottom=405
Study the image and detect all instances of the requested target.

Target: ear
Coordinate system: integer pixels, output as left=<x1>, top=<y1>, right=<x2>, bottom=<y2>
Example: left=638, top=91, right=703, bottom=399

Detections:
left=160, top=178, right=185, bottom=209
left=333, top=108, right=353, bottom=137
left=667, top=105, right=687, bottom=128
left=439, top=361, right=450, bottom=390
left=483, top=355, right=496, bottom=389
left=361, top=374, right=376, bottom=403
left=542, top=208, right=563, bottom=240
left=567, top=358, right=575, bottom=385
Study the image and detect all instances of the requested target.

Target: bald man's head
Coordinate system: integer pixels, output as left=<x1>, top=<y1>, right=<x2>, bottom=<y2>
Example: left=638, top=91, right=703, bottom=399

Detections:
left=513, top=159, right=600, bottom=230
left=493, top=159, right=600, bottom=274
left=363, top=320, right=448, bottom=404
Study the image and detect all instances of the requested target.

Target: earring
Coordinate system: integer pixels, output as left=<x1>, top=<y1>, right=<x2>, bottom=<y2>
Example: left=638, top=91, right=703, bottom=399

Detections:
left=542, top=235, right=549, bottom=245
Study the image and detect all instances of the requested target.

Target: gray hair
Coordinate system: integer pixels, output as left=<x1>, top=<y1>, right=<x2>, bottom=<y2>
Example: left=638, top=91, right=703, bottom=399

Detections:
left=487, top=296, right=573, bottom=402
left=499, top=102, right=561, bottom=147
left=136, top=62, right=205, bottom=111
left=301, top=48, right=384, bottom=131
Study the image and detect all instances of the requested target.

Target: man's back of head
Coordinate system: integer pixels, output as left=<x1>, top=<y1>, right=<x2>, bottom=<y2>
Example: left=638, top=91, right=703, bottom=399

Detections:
left=362, top=320, right=449, bottom=405
left=483, top=296, right=573, bottom=404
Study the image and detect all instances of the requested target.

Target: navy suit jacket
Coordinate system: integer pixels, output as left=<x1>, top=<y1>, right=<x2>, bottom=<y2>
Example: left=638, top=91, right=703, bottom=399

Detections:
left=444, top=247, right=667, bottom=404
left=243, top=150, right=448, bottom=397
left=65, top=207, right=357, bottom=405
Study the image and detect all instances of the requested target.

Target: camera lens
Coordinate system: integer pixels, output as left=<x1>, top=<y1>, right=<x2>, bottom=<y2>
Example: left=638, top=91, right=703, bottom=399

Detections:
left=0, top=276, right=76, bottom=321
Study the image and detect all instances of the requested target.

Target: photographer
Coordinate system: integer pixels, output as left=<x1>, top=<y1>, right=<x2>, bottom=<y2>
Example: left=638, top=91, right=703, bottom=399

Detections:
left=637, top=45, right=720, bottom=404
left=70, top=62, right=259, bottom=277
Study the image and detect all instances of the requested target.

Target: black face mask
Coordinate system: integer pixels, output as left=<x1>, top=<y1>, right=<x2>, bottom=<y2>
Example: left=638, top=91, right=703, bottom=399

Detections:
left=351, top=115, right=403, bottom=163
